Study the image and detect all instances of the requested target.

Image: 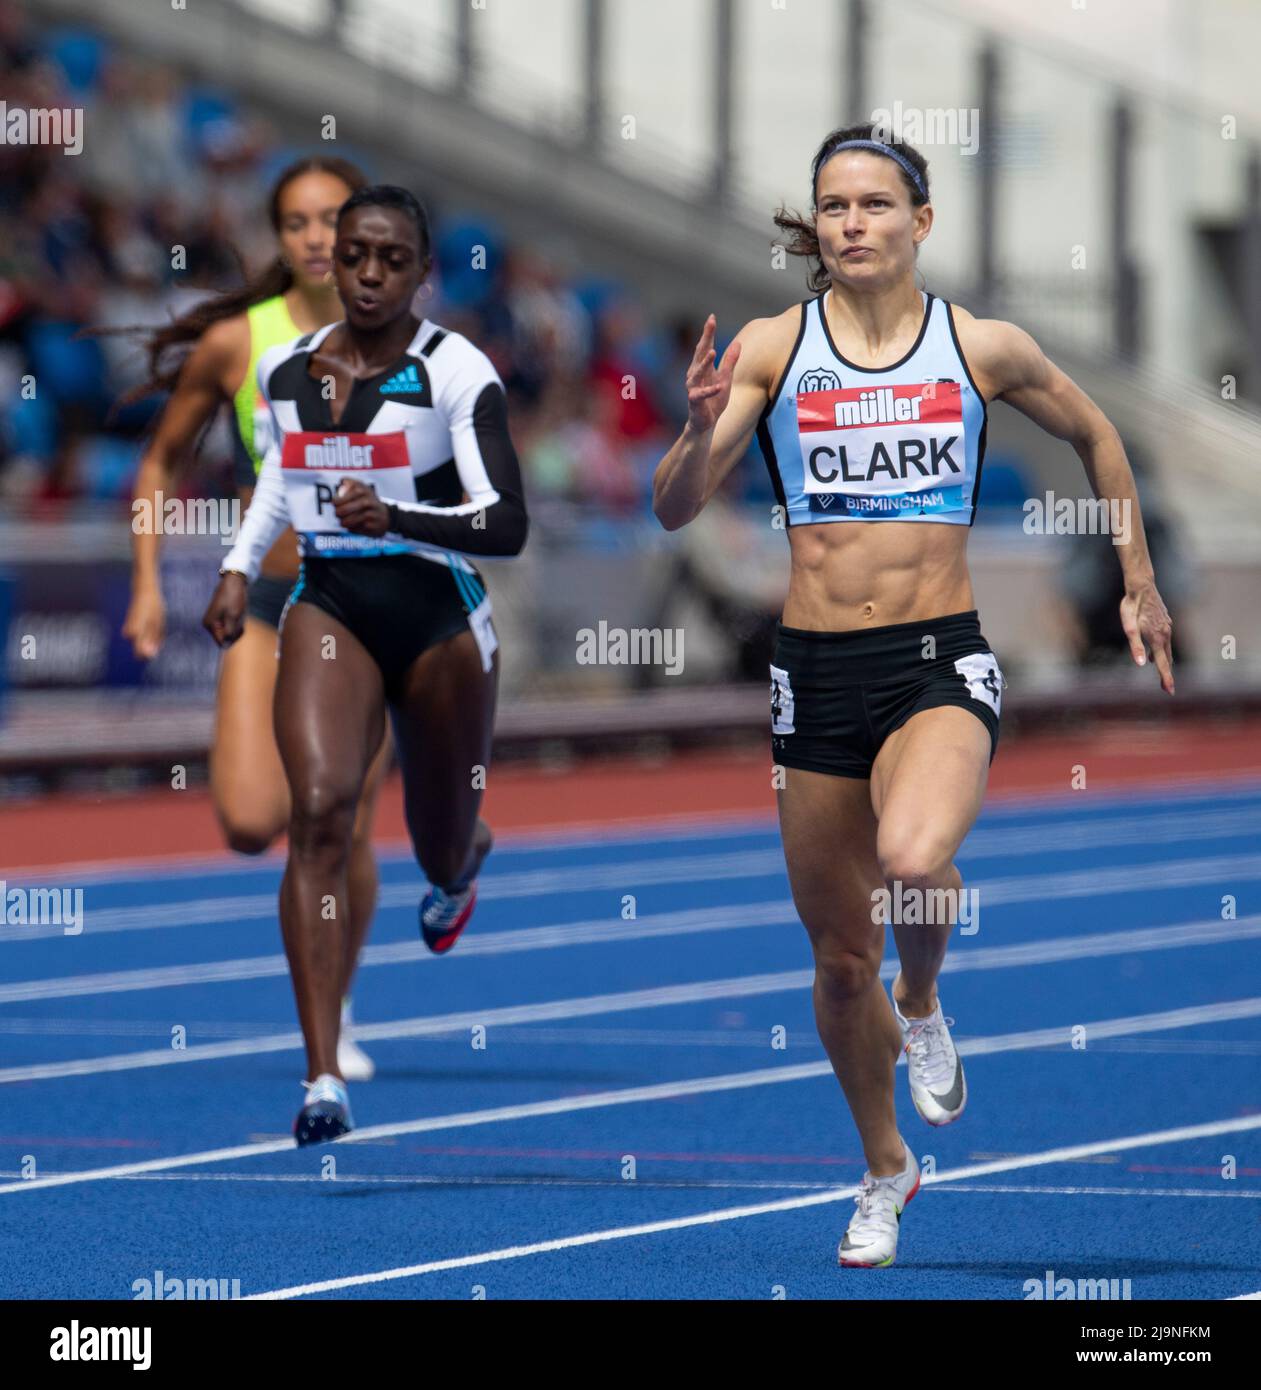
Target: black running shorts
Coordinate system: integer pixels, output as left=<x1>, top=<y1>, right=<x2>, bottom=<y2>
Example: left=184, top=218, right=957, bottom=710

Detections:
left=245, top=573, right=294, bottom=630
left=282, top=554, right=497, bottom=698
left=770, top=610, right=1003, bottom=779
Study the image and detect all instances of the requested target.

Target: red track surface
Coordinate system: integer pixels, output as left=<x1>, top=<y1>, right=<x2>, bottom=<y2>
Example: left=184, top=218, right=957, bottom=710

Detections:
left=4, top=718, right=1261, bottom=873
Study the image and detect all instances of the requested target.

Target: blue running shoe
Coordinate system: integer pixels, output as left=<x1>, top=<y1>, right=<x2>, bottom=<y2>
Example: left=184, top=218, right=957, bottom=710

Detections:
left=295, top=1072, right=353, bottom=1147
left=419, top=881, right=477, bottom=954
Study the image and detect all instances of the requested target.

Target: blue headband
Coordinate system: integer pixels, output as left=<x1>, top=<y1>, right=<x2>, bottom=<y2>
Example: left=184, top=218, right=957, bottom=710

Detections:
left=813, top=139, right=927, bottom=203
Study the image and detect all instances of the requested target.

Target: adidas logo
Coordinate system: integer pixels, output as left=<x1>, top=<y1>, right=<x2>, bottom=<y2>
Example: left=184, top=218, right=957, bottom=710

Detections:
left=380, top=364, right=424, bottom=395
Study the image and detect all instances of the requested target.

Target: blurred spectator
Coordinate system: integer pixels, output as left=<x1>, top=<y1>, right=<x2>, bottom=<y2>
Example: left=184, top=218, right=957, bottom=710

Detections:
left=0, top=0, right=36, bottom=71
left=522, top=372, right=641, bottom=515
left=502, top=248, right=591, bottom=405
left=0, top=0, right=690, bottom=532
left=589, top=293, right=665, bottom=443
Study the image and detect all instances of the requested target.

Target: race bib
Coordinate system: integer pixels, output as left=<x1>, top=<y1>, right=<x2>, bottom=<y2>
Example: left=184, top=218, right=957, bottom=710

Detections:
left=770, top=663, right=795, bottom=734
left=954, top=651, right=1004, bottom=715
left=797, top=382, right=966, bottom=515
left=467, top=594, right=498, bottom=673
left=281, top=431, right=415, bottom=535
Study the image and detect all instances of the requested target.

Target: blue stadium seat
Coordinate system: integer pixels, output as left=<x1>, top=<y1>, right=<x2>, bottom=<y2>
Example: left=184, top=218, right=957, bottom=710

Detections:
left=183, top=88, right=241, bottom=160
left=44, top=28, right=106, bottom=94
left=436, top=218, right=505, bottom=309
left=975, top=456, right=1033, bottom=524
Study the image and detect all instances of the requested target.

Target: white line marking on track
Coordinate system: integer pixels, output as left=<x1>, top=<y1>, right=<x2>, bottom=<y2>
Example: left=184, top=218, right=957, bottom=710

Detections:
left=244, top=1112, right=1261, bottom=1298
left=0, top=810, right=779, bottom=884
left=979, top=772, right=1261, bottom=816
left=4, top=911, right=1260, bottom=1078
left=8, top=834, right=1261, bottom=940
left=14, top=776, right=1261, bottom=884
left=0, top=971, right=811, bottom=1084
left=2, top=996, right=1259, bottom=1195
left=0, top=1169, right=840, bottom=1191
left=4, top=872, right=1256, bottom=1006
left=0, top=1171, right=1253, bottom=1200
left=4, top=899, right=801, bottom=997
left=931, top=1184, right=1261, bottom=1199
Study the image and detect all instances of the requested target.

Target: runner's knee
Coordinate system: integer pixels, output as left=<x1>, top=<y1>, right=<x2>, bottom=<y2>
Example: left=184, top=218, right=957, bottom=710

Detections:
left=812, top=936, right=882, bottom=1003
left=289, top=783, right=358, bottom=860
left=876, top=831, right=951, bottom=890
left=221, top=820, right=278, bottom=857
left=215, top=796, right=285, bottom=856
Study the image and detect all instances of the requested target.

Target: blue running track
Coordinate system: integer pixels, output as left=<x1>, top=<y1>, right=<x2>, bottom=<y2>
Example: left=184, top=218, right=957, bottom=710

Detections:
left=1, top=782, right=1259, bottom=1300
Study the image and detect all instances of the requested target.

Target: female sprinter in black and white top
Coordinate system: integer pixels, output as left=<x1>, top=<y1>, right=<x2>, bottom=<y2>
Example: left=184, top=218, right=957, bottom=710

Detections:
left=203, top=185, right=528, bottom=1145
left=653, top=125, right=1174, bottom=1268
left=123, top=157, right=385, bottom=1085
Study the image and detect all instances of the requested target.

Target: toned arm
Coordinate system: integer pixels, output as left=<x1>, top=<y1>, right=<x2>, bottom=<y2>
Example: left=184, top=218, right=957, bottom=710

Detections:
left=652, top=312, right=794, bottom=530
left=957, top=313, right=1174, bottom=693
left=123, top=315, right=248, bottom=658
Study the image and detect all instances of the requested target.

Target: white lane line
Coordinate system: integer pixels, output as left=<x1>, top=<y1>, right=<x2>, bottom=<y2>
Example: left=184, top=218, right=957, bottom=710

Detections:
left=2, top=900, right=795, bottom=1000
left=16, top=776, right=1261, bottom=886
left=2, top=995, right=1258, bottom=1196
left=245, top=1112, right=1261, bottom=1298
left=5, top=914, right=1261, bottom=1082
left=0, top=1171, right=1254, bottom=1201
left=930, top=1184, right=1261, bottom=1199
left=969, top=807, right=1261, bottom=856
left=0, top=1169, right=840, bottom=1192
left=4, top=907, right=1260, bottom=1076
left=982, top=772, right=1261, bottom=816
left=45, top=849, right=791, bottom=937
left=0, top=971, right=810, bottom=1085
left=10, top=1016, right=1261, bottom=1059
left=0, top=1058, right=831, bottom=1195
left=0, top=810, right=779, bottom=885
left=7, top=831, right=1260, bottom=942
left=978, top=773, right=1261, bottom=817
left=7, top=899, right=1259, bottom=1008
left=9, top=822, right=1261, bottom=956
left=3, top=852, right=787, bottom=941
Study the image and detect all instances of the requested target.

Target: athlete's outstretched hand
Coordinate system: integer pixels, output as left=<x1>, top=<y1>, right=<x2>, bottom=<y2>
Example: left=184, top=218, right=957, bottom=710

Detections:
left=123, top=585, right=166, bottom=661
left=335, top=478, right=390, bottom=537
left=202, top=573, right=248, bottom=649
left=686, top=315, right=741, bottom=434
left=1120, top=580, right=1175, bottom=695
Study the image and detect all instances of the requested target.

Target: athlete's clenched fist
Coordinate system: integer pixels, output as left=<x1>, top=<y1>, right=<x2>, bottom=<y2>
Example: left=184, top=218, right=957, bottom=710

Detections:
left=334, top=477, right=391, bottom=537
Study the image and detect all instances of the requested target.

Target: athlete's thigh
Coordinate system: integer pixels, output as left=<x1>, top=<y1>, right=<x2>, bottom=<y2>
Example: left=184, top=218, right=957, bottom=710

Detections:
left=210, top=617, right=289, bottom=831
left=777, top=766, right=885, bottom=956
left=870, top=705, right=991, bottom=871
left=389, top=629, right=498, bottom=840
left=274, top=602, right=387, bottom=807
